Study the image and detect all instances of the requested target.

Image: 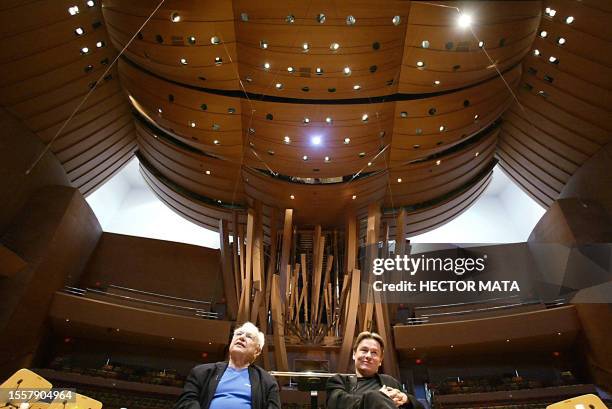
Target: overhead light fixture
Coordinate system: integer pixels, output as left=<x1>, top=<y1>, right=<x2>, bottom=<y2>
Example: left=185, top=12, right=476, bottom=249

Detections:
left=565, top=16, right=574, bottom=24
left=302, top=155, right=309, bottom=161
left=548, top=56, right=558, bottom=63
left=171, top=12, right=181, bottom=23
left=353, top=84, right=361, bottom=90
left=352, top=195, right=357, bottom=200
left=474, top=152, right=479, bottom=157
left=557, top=37, right=566, bottom=45
left=68, top=5, right=79, bottom=15
left=302, top=42, right=309, bottom=52
left=416, top=61, right=425, bottom=68
left=283, top=136, right=291, bottom=144
left=533, top=49, right=540, bottom=56
left=439, top=125, right=446, bottom=131
left=539, top=30, right=548, bottom=38
left=457, top=13, right=472, bottom=28
left=275, top=82, right=283, bottom=89
left=75, top=27, right=84, bottom=35
left=180, top=58, right=188, bottom=65
left=436, top=160, right=441, bottom=165
left=303, top=117, right=310, bottom=124
left=325, top=117, right=333, bottom=124
left=361, top=113, right=369, bottom=122
left=80, top=47, right=89, bottom=54
left=434, top=80, right=441, bottom=85
left=189, top=121, right=196, bottom=128
left=315, top=67, right=323, bottom=75
left=478, top=40, right=485, bottom=48
left=263, top=62, right=271, bottom=70
left=367, top=162, right=372, bottom=166
left=344, top=137, right=351, bottom=144
left=86, top=0, right=95, bottom=7
left=330, top=42, right=340, bottom=51
left=211, top=36, right=220, bottom=44
left=343, top=66, right=351, bottom=76
left=312, top=136, right=322, bottom=145
left=324, top=156, right=330, bottom=162
left=316, top=13, right=326, bottom=23
left=260, top=40, right=268, bottom=49
left=421, top=40, right=430, bottom=48
left=287, top=66, right=294, bottom=73
left=397, top=178, right=402, bottom=183
left=286, top=14, right=295, bottom=23
left=392, top=16, right=401, bottom=26
left=205, top=170, right=211, bottom=175
left=215, top=56, right=222, bottom=65
left=290, top=194, right=295, bottom=200
left=213, top=140, right=220, bottom=145
left=346, top=15, right=356, bottom=25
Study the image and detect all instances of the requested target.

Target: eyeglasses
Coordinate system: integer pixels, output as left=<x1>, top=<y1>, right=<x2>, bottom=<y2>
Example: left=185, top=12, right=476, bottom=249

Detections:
left=233, top=330, right=257, bottom=342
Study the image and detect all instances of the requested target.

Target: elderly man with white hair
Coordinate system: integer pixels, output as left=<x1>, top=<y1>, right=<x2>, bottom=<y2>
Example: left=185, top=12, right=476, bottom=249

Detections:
left=174, top=322, right=280, bottom=409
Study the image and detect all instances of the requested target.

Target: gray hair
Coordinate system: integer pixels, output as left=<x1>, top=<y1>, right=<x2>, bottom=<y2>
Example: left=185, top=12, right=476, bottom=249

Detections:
left=234, top=322, right=265, bottom=350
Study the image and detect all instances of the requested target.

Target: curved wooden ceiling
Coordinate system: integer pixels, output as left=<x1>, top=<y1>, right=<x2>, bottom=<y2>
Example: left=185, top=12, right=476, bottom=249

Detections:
left=4, top=0, right=608, bottom=235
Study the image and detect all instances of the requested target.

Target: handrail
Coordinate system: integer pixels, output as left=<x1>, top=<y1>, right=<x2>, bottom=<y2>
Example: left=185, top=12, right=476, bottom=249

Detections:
left=108, top=284, right=212, bottom=305
left=413, top=295, right=524, bottom=310
left=405, top=301, right=545, bottom=324
left=62, top=287, right=218, bottom=319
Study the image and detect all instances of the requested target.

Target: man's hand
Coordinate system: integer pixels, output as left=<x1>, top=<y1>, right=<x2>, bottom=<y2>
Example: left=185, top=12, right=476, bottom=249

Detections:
left=379, top=386, right=408, bottom=407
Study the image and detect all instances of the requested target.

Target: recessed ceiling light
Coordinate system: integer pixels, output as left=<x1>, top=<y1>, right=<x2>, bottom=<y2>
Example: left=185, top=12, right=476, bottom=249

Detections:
left=312, top=136, right=322, bottom=145
left=474, top=114, right=479, bottom=121
left=315, top=67, right=323, bottom=75
left=352, top=195, right=357, bottom=200
left=286, top=14, right=295, bottom=23
left=474, top=152, right=479, bottom=157
left=549, top=56, right=558, bottom=63
left=343, top=66, right=351, bottom=75
left=287, top=66, right=294, bottom=73
left=346, top=15, right=356, bottom=25
left=416, top=61, right=425, bottom=68
left=400, top=111, right=408, bottom=118
left=316, top=13, right=326, bottom=23
left=240, top=12, right=248, bottom=21
left=330, top=42, right=340, bottom=51
left=211, top=36, right=220, bottom=44
left=213, top=140, right=220, bottom=145
left=325, top=117, right=333, bottom=124
left=290, top=194, right=295, bottom=200
left=434, top=80, right=440, bottom=85
left=260, top=40, right=268, bottom=49
left=80, top=47, right=89, bottom=54
left=439, top=125, right=446, bottom=131
left=75, top=27, right=84, bottom=35
left=171, top=12, right=181, bottom=23
left=436, top=159, right=441, bottom=165
left=215, top=57, right=222, bottom=65
left=344, top=137, right=350, bottom=144
left=478, top=40, right=485, bottom=48
left=302, top=42, right=309, bottom=52
left=96, top=41, right=104, bottom=48
left=324, top=156, right=330, bottom=162
left=565, top=16, right=574, bottom=24
left=353, top=84, right=361, bottom=90
left=359, top=152, right=365, bottom=158
left=205, top=170, right=211, bottom=175
left=263, top=62, right=271, bottom=70
left=303, top=117, right=310, bottom=124
left=302, top=155, right=309, bottom=161
left=549, top=9, right=557, bottom=17
left=86, top=0, right=95, bottom=7
left=457, top=13, right=472, bottom=28
left=397, top=178, right=402, bottom=183
left=539, top=30, right=548, bottom=38
left=188, top=36, right=196, bottom=44
left=533, top=49, right=540, bottom=56
left=421, top=40, right=430, bottom=48
left=180, top=58, right=188, bottom=65
left=189, top=121, right=196, bottom=128
left=361, top=113, right=369, bottom=122
left=68, top=6, right=79, bottom=15
left=157, top=108, right=162, bottom=114
left=275, top=82, right=283, bottom=89
left=367, top=162, right=372, bottom=166
left=212, top=124, right=220, bottom=131
left=557, top=37, right=566, bottom=45
left=284, top=136, right=291, bottom=144
left=392, top=16, right=401, bottom=26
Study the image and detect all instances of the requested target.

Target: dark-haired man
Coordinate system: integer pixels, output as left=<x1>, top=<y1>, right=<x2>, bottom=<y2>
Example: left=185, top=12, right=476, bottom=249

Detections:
left=326, top=332, right=424, bottom=409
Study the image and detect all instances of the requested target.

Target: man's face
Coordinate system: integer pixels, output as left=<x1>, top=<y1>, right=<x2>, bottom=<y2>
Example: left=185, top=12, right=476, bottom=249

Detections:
left=229, top=327, right=260, bottom=362
left=353, top=338, right=383, bottom=377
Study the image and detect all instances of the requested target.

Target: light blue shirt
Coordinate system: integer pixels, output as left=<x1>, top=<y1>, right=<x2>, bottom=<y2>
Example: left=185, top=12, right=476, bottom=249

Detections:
left=209, top=367, right=252, bottom=409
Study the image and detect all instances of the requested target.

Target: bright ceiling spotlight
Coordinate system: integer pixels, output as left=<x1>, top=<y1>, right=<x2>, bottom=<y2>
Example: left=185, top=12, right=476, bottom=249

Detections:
left=565, top=16, right=574, bottom=24
left=302, top=155, right=309, bottom=161
left=416, top=61, right=425, bottom=68
left=171, top=12, right=181, bottom=23
left=392, top=16, right=401, bottom=26
left=180, top=58, right=188, bottom=65
left=275, top=82, right=283, bottom=89
left=211, top=36, right=220, bottom=44
left=353, top=84, right=361, bottom=90
left=361, top=113, right=369, bottom=122
left=457, top=13, right=472, bottom=28
left=324, top=156, right=330, bottom=162
left=287, top=66, right=294, bottom=73
left=343, top=66, right=351, bottom=76
left=86, top=0, right=95, bottom=7
left=346, top=15, right=356, bottom=25
left=325, top=117, right=333, bottom=124
left=303, top=117, right=310, bottom=124
left=330, top=42, right=340, bottom=51
left=344, top=137, right=351, bottom=144
left=557, top=37, right=566, bottom=45
left=260, top=40, right=268, bottom=49
left=533, top=49, right=540, bottom=56
left=75, top=27, right=84, bottom=35
left=283, top=136, right=291, bottom=144
left=312, top=136, right=322, bottom=145
left=263, top=62, right=271, bottom=70
left=68, top=5, right=79, bottom=15
left=286, top=14, right=295, bottom=23
left=302, top=42, right=310, bottom=52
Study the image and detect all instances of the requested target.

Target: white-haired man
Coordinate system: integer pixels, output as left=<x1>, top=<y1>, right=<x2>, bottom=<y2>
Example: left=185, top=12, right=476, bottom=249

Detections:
left=174, top=322, right=280, bottom=409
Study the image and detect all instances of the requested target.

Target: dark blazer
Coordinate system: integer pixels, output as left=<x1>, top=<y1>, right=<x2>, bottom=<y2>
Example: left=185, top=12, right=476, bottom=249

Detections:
left=326, top=373, right=424, bottom=409
left=174, top=362, right=281, bottom=409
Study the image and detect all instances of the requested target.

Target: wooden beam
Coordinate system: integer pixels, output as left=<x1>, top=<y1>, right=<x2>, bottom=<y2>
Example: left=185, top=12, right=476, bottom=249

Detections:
left=279, top=209, right=293, bottom=303
left=362, top=203, right=380, bottom=332
left=252, top=203, right=263, bottom=292
left=337, top=268, right=361, bottom=373
left=271, top=274, right=289, bottom=371
left=219, top=219, right=237, bottom=321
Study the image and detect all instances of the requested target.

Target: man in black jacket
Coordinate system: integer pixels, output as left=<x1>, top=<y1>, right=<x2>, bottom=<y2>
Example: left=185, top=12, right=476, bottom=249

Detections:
left=174, top=322, right=280, bottom=409
left=326, top=332, right=424, bottom=409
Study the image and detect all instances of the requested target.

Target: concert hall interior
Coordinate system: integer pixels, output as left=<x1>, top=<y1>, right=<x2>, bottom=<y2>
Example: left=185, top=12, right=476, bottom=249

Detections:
left=0, top=0, right=611, bottom=408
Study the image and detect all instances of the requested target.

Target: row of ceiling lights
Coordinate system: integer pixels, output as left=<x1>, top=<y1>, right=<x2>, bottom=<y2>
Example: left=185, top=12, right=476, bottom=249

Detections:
left=67, top=1, right=95, bottom=15
left=544, top=7, right=575, bottom=24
